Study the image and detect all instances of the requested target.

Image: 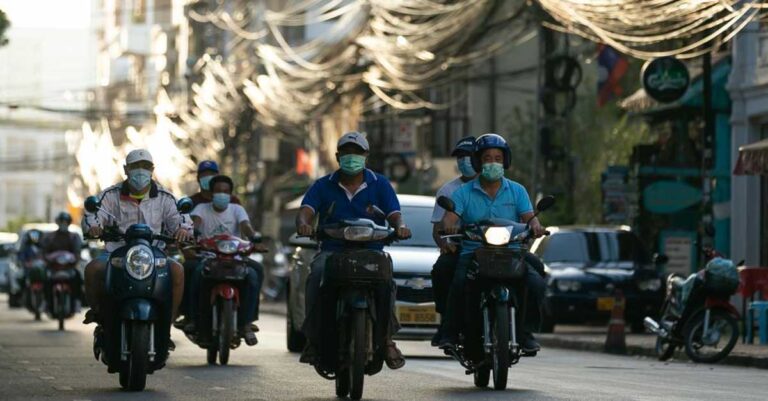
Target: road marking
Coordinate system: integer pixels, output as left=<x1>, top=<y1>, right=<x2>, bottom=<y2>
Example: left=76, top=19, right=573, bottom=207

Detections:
left=27, top=367, right=41, bottom=372
left=184, top=376, right=193, bottom=379
left=40, top=376, right=55, bottom=380
left=55, top=386, right=73, bottom=391
left=18, top=360, right=30, bottom=364
left=210, top=386, right=225, bottom=391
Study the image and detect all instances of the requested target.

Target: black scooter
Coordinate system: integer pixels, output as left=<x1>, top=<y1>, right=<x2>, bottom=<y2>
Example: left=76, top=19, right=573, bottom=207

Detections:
left=84, top=195, right=191, bottom=391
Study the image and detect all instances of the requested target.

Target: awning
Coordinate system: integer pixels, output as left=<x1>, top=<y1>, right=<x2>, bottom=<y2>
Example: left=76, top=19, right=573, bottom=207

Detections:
left=734, top=139, right=768, bottom=175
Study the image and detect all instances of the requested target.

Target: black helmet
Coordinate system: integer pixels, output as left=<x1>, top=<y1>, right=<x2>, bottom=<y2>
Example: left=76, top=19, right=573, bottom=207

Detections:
left=451, top=136, right=476, bottom=157
left=55, top=211, right=72, bottom=225
left=472, top=133, right=511, bottom=172
left=27, top=229, right=42, bottom=244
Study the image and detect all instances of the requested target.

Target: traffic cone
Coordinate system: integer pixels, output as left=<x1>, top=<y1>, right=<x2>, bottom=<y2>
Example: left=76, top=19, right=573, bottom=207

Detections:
left=604, top=289, right=627, bottom=354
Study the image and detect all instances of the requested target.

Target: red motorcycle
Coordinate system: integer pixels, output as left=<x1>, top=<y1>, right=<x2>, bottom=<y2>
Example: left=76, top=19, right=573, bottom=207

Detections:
left=23, top=256, right=47, bottom=321
left=185, top=234, right=265, bottom=365
left=44, top=250, right=79, bottom=331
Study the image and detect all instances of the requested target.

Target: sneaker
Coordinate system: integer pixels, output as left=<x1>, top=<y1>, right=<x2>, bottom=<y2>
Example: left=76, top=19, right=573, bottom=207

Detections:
left=93, top=325, right=104, bottom=361
left=299, top=343, right=318, bottom=365
left=437, top=336, right=457, bottom=350
left=239, top=325, right=258, bottom=346
left=168, top=338, right=176, bottom=351
left=385, top=341, right=405, bottom=370
left=521, top=336, right=540, bottom=355
left=183, top=321, right=197, bottom=334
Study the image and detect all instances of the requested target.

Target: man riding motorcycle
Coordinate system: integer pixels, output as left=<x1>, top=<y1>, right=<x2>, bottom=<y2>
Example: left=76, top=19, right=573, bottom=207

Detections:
left=81, top=149, right=193, bottom=342
left=16, top=229, right=45, bottom=294
left=185, top=174, right=265, bottom=345
left=438, top=133, right=547, bottom=354
left=190, top=160, right=243, bottom=207
left=430, top=136, right=477, bottom=345
left=295, top=131, right=411, bottom=370
left=41, top=211, right=84, bottom=308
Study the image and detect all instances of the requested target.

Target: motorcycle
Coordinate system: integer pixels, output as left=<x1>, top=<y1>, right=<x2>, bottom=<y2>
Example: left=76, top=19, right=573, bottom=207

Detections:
left=44, top=250, right=79, bottom=330
left=303, top=212, right=400, bottom=401
left=644, top=247, right=741, bottom=364
left=182, top=233, right=265, bottom=365
left=436, top=195, right=554, bottom=391
left=24, top=256, right=47, bottom=321
left=84, top=195, right=191, bottom=391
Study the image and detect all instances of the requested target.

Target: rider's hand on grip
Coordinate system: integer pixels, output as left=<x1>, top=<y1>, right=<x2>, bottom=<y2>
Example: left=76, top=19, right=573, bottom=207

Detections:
left=88, top=225, right=103, bottom=239
left=396, top=226, right=412, bottom=240
left=174, top=228, right=193, bottom=243
left=297, top=223, right=314, bottom=237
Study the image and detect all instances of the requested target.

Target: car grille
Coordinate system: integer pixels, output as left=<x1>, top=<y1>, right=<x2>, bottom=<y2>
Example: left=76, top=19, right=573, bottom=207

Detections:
left=394, top=273, right=434, bottom=304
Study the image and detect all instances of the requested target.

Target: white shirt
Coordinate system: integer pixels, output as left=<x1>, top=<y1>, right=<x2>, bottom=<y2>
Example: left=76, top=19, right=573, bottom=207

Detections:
left=191, top=203, right=250, bottom=239
left=431, top=176, right=469, bottom=223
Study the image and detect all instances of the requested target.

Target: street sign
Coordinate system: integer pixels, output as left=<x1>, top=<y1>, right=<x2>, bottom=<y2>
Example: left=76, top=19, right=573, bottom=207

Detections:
left=643, top=180, right=701, bottom=214
left=642, top=57, right=690, bottom=103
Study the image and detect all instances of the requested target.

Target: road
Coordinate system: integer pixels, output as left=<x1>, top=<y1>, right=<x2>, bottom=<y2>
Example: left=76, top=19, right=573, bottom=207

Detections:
left=1, top=297, right=767, bottom=401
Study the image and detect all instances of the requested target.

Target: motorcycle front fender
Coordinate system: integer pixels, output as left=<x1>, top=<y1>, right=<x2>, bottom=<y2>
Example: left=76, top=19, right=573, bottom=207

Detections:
left=120, top=298, right=156, bottom=321
left=490, top=286, right=510, bottom=303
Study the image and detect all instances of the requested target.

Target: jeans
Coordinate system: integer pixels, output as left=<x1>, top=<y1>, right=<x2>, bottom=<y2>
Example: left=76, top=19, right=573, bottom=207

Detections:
left=442, top=251, right=546, bottom=342
left=189, top=258, right=264, bottom=327
left=431, top=251, right=459, bottom=314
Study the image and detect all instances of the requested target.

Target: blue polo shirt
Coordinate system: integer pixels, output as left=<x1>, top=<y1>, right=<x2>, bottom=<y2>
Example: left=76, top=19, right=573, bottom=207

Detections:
left=301, top=169, right=401, bottom=251
left=451, top=177, right=533, bottom=254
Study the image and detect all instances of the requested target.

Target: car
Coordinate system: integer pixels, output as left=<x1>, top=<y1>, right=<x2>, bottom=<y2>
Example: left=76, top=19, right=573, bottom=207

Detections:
left=0, top=232, right=19, bottom=292
left=530, top=226, right=666, bottom=333
left=285, top=194, right=441, bottom=351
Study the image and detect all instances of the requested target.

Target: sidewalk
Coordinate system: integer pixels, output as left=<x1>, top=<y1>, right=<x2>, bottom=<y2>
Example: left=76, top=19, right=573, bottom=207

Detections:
left=537, top=325, right=768, bottom=369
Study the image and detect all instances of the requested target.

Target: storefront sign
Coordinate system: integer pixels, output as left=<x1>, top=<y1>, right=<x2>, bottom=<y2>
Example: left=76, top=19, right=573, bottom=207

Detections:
left=643, top=181, right=701, bottom=214
left=662, top=235, right=695, bottom=275
left=642, top=57, right=689, bottom=103
left=601, top=166, right=630, bottom=223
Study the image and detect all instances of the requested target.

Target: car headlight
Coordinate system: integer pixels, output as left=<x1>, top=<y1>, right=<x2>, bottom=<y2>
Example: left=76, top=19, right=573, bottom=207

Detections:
left=484, top=227, right=511, bottom=246
left=343, top=226, right=374, bottom=241
left=638, top=278, right=662, bottom=291
left=556, top=280, right=582, bottom=292
left=125, top=245, right=154, bottom=280
left=217, top=240, right=240, bottom=254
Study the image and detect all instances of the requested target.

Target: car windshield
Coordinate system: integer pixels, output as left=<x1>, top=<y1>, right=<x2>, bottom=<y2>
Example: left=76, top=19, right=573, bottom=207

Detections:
left=539, top=231, right=650, bottom=267
left=390, top=205, right=435, bottom=248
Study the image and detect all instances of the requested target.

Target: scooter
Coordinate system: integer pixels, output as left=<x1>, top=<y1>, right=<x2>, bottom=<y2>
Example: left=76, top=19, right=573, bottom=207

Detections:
left=436, top=195, right=554, bottom=390
left=44, top=250, right=79, bottom=330
left=24, top=256, right=47, bottom=321
left=644, top=248, right=741, bottom=363
left=84, top=195, right=191, bottom=391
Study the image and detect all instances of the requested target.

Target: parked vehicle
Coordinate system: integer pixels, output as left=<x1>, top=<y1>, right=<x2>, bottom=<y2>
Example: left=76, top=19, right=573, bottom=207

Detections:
left=436, top=194, right=554, bottom=391
left=0, top=232, right=18, bottom=293
left=84, top=195, right=189, bottom=391
left=530, top=227, right=666, bottom=333
left=44, top=250, right=79, bottom=330
left=644, top=248, right=741, bottom=364
left=285, top=195, right=441, bottom=353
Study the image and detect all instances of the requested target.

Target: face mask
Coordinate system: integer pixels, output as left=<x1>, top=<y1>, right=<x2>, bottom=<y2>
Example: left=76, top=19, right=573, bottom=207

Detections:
left=339, top=154, right=366, bottom=175
left=212, top=193, right=231, bottom=210
left=199, top=175, right=214, bottom=191
left=128, top=168, right=152, bottom=191
left=457, top=157, right=476, bottom=178
left=481, top=162, right=505, bottom=181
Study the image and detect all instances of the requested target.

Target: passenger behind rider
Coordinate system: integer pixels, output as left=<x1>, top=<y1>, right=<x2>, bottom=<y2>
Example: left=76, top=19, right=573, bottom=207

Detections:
left=16, top=229, right=45, bottom=291
left=184, top=174, right=264, bottom=346
left=438, top=133, right=547, bottom=354
left=430, top=136, right=477, bottom=345
left=40, top=211, right=84, bottom=309
left=295, top=131, right=411, bottom=370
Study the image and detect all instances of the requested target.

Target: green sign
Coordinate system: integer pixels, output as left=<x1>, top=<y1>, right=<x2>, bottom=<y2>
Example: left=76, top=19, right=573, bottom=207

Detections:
left=643, top=181, right=701, bottom=214
left=642, top=57, right=690, bottom=103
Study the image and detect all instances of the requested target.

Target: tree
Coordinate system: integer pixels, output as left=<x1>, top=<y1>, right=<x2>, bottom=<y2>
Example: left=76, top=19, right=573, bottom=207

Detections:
left=0, top=9, right=9, bottom=47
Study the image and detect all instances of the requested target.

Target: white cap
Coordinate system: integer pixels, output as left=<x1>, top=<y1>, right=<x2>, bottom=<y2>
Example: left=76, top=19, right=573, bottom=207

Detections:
left=337, top=131, right=370, bottom=152
left=126, top=149, right=154, bottom=165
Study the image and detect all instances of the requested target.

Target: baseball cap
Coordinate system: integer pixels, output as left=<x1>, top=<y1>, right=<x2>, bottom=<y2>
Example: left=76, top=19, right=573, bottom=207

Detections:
left=197, top=160, right=220, bottom=174
left=337, top=131, right=370, bottom=152
left=126, top=149, right=153, bottom=165
left=451, top=136, right=476, bottom=156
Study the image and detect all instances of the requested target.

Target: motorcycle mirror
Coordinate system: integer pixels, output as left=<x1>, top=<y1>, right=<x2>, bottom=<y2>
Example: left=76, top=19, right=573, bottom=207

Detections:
left=437, top=196, right=456, bottom=213
left=367, top=204, right=386, bottom=219
left=176, top=197, right=194, bottom=214
left=654, top=253, right=669, bottom=265
left=84, top=196, right=100, bottom=213
left=536, top=195, right=556, bottom=212
left=251, top=232, right=263, bottom=244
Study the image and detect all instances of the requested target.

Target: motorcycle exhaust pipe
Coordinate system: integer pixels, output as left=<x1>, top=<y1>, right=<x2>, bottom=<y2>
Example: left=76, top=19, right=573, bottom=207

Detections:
left=644, top=317, right=663, bottom=335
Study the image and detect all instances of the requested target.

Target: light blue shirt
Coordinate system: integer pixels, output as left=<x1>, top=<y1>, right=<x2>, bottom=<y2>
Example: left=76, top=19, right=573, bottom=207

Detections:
left=451, top=177, right=534, bottom=254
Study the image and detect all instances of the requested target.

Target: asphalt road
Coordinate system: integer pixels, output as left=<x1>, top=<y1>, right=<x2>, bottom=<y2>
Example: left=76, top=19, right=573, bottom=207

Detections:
left=1, top=297, right=767, bottom=401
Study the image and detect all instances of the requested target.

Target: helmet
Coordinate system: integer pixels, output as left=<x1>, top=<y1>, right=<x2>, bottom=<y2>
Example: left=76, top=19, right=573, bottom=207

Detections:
left=472, top=133, right=511, bottom=172
left=27, top=229, right=42, bottom=244
left=451, top=136, right=475, bottom=157
left=197, top=160, right=220, bottom=175
left=55, top=211, right=72, bottom=224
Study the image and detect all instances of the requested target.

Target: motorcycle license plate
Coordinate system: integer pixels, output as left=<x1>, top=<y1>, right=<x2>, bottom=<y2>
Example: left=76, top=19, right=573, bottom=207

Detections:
left=597, top=297, right=614, bottom=311
left=397, top=304, right=439, bottom=325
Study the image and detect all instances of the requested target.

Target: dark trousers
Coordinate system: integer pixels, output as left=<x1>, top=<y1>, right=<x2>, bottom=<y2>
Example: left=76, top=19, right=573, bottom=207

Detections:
left=442, top=251, right=546, bottom=341
left=189, top=258, right=264, bottom=327
left=431, top=252, right=459, bottom=314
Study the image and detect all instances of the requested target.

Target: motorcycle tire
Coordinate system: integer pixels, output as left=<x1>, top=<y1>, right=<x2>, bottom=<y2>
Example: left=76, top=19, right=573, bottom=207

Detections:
left=474, top=366, right=490, bottom=388
left=335, top=368, right=350, bottom=398
left=683, top=310, right=738, bottom=364
left=655, top=337, right=676, bottom=361
left=349, top=309, right=367, bottom=401
left=57, top=292, right=68, bottom=331
left=218, top=298, right=235, bottom=366
left=492, top=303, right=510, bottom=391
left=33, top=291, right=42, bottom=321
left=207, top=346, right=218, bottom=365
left=286, top=288, right=306, bottom=353
left=121, top=321, right=150, bottom=391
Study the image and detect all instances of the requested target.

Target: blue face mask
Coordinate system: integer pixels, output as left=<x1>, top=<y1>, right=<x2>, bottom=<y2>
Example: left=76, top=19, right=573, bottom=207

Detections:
left=481, top=162, right=505, bottom=181
left=457, top=156, right=476, bottom=178
left=199, top=175, right=214, bottom=191
left=339, top=154, right=366, bottom=175
left=212, top=193, right=231, bottom=210
left=127, top=168, right=152, bottom=191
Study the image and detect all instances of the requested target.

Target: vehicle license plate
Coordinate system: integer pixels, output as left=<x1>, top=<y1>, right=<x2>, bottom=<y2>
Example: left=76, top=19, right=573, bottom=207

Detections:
left=397, top=304, right=439, bottom=325
left=597, top=297, right=615, bottom=311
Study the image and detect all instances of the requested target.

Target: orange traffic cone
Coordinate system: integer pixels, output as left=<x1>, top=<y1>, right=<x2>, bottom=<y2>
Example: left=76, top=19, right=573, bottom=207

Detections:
left=604, top=289, right=627, bottom=354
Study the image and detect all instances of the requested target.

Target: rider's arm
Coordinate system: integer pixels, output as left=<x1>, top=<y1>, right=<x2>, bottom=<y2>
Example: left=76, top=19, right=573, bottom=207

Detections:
left=234, top=206, right=256, bottom=239
left=296, top=206, right=315, bottom=236
left=521, top=211, right=545, bottom=237
left=441, top=210, right=461, bottom=234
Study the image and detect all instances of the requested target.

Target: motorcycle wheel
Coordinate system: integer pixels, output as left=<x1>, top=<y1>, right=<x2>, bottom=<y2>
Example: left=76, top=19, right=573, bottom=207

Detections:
left=683, top=310, right=738, bottom=364
left=348, top=309, right=367, bottom=401
left=286, top=288, right=306, bottom=353
left=32, top=290, right=42, bottom=321
left=492, top=303, right=510, bottom=391
left=121, top=321, right=150, bottom=391
left=474, top=366, right=490, bottom=388
left=655, top=337, right=676, bottom=361
left=207, top=346, right=218, bottom=365
left=57, top=292, right=68, bottom=331
left=218, top=298, right=235, bottom=366
left=335, top=368, right=350, bottom=398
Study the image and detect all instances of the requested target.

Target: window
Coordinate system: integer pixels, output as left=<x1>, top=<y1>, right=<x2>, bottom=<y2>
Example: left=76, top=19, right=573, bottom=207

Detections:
left=131, top=0, right=146, bottom=24
left=537, top=232, right=590, bottom=265
left=390, top=206, right=434, bottom=248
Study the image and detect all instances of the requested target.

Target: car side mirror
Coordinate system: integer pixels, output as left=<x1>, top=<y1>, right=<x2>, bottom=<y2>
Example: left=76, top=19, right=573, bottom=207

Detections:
left=654, top=254, right=669, bottom=265
left=536, top=195, right=555, bottom=212
left=84, top=196, right=100, bottom=213
left=367, top=204, right=386, bottom=219
left=437, top=196, right=455, bottom=213
left=288, top=233, right=317, bottom=249
left=177, top=197, right=194, bottom=214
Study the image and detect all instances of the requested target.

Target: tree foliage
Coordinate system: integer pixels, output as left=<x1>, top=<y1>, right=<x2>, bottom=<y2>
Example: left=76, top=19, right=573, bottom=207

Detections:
left=0, top=9, right=9, bottom=47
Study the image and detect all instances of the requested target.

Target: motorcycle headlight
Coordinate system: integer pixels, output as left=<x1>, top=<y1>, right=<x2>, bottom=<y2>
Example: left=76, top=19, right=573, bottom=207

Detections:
left=217, top=240, right=240, bottom=254
left=638, top=278, right=662, bottom=291
left=556, top=280, right=582, bottom=292
left=484, top=227, right=511, bottom=246
left=343, top=226, right=374, bottom=241
left=125, top=245, right=154, bottom=280
left=56, top=254, right=74, bottom=265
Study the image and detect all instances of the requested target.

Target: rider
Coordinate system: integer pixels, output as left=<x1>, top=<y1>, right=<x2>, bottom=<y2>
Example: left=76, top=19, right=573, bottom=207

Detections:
left=430, top=136, right=477, bottom=345
left=295, top=131, right=411, bottom=370
left=41, top=212, right=84, bottom=307
left=81, top=149, right=193, bottom=336
left=16, top=229, right=45, bottom=294
left=185, top=174, right=264, bottom=345
left=438, top=133, right=547, bottom=354
left=190, top=160, right=243, bottom=207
